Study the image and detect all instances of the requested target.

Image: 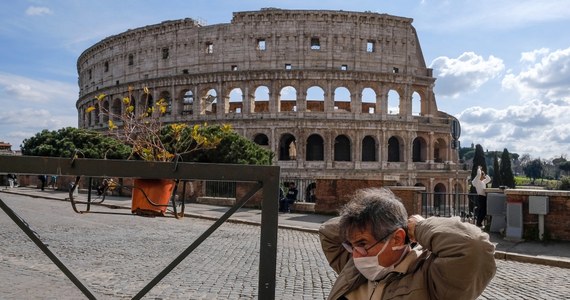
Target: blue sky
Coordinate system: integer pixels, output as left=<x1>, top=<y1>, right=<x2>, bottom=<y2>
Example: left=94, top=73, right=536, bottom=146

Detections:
left=1, top=0, right=569, bottom=160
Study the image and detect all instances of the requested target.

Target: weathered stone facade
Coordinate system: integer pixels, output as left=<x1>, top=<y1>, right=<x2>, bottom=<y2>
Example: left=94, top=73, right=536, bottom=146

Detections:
left=76, top=8, right=470, bottom=205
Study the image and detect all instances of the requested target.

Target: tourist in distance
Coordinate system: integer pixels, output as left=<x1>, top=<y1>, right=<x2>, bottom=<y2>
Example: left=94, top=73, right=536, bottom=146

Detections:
left=472, top=166, right=492, bottom=227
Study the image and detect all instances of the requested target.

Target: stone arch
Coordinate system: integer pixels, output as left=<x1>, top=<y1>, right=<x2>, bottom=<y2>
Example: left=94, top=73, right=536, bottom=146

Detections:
left=111, top=97, right=122, bottom=120
left=361, top=87, right=377, bottom=114
left=306, top=134, right=324, bottom=161
left=334, top=134, right=351, bottom=161
left=254, top=85, right=270, bottom=113
left=387, top=89, right=400, bottom=115
left=279, top=133, right=297, bottom=161
left=200, top=88, right=217, bottom=115
left=434, top=138, right=448, bottom=162
left=180, top=89, right=194, bottom=116
left=333, top=86, right=351, bottom=112
left=93, top=102, right=100, bottom=125
left=158, top=90, right=172, bottom=115
left=387, top=136, right=403, bottom=162
left=279, top=85, right=297, bottom=112
left=361, top=135, right=377, bottom=162
left=412, top=136, right=428, bottom=162
left=434, top=182, right=447, bottom=212
left=253, top=133, right=269, bottom=146
left=102, top=100, right=110, bottom=123
left=411, top=91, right=421, bottom=116
left=126, top=95, right=136, bottom=117
left=306, top=86, right=325, bottom=112
left=228, top=88, right=243, bottom=113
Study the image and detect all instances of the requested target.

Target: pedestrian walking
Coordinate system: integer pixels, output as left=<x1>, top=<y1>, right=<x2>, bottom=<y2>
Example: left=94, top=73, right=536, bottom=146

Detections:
left=38, top=175, right=47, bottom=191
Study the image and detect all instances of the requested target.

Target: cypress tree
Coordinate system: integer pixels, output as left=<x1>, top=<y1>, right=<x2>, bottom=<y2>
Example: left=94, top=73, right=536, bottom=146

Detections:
left=492, top=153, right=501, bottom=188
left=500, top=148, right=515, bottom=188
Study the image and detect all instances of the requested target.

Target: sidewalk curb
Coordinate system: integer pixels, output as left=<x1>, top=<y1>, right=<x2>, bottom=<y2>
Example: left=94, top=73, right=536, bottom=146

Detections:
left=494, top=251, right=570, bottom=269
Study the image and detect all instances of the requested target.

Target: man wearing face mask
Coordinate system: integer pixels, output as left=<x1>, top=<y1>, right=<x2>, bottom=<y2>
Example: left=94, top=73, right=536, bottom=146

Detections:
left=319, top=188, right=496, bottom=300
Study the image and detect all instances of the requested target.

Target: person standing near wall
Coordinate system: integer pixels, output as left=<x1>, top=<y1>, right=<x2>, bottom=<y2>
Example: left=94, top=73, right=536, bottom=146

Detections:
left=38, top=174, right=47, bottom=191
left=472, top=166, right=491, bottom=227
left=7, top=174, right=17, bottom=188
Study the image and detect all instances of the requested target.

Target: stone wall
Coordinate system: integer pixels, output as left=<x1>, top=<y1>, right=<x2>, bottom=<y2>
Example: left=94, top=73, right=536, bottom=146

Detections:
left=503, top=189, right=570, bottom=241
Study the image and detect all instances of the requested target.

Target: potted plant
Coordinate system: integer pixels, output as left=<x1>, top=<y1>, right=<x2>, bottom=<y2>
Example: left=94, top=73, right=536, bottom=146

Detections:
left=88, top=86, right=229, bottom=216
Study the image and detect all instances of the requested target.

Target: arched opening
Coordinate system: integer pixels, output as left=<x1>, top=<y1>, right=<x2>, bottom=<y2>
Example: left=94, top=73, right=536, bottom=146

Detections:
left=434, top=138, right=447, bottom=162
left=387, top=136, right=401, bottom=162
left=253, top=133, right=269, bottom=146
left=143, top=93, right=154, bottom=116
left=158, top=91, right=172, bottom=115
left=254, top=86, right=269, bottom=113
left=434, top=183, right=447, bottom=214
left=203, top=89, right=217, bottom=115
left=229, top=88, right=243, bottom=113
left=412, top=137, right=427, bottom=162
left=306, top=86, right=324, bottom=112
left=102, top=101, right=109, bottom=123
left=279, top=86, right=297, bottom=112
left=361, top=87, right=376, bottom=114
left=111, top=98, right=122, bottom=120
left=412, top=91, right=422, bottom=116
left=333, top=87, right=351, bottom=112
left=387, top=90, right=400, bottom=115
left=93, top=103, right=100, bottom=125
left=182, top=90, right=193, bottom=115
left=334, top=135, right=351, bottom=161
left=306, top=134, right=324, bottom=161
left=361, top=136, right=376, bottom=162
left=127, top=95, right=136, bottom=117
left=279, top=133, right=297, bottom=161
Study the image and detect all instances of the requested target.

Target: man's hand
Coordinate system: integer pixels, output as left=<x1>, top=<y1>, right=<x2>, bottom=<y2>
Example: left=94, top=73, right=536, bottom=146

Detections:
left=407, top=215, right=425, bottom=242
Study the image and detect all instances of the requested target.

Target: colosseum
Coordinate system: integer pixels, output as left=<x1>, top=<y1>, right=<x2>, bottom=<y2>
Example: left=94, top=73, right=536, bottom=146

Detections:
left=77, top=8, right=470, bottom=213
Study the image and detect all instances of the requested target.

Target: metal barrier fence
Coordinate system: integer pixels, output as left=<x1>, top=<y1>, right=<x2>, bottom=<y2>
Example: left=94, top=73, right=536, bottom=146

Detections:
left=0, top=156, right=280, bottom=299
left=418, top=192, right=479, bottom=223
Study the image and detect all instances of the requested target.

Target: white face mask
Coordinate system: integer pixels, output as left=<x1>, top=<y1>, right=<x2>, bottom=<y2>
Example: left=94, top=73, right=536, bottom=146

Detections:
left=353, top=237, right=409, bottom=281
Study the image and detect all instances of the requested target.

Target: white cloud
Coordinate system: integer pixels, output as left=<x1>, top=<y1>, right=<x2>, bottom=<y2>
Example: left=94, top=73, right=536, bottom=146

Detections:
left=502, top=47, right=570, bottom=101
left=25, top=6, right=53, bottom=16
left=0, top=72, right=77, bottom=104
left=0, top=72, right=78, bottom=149
left=458, top=99, right=570, bottom=159
left=430, top=52, right=505, bottom=98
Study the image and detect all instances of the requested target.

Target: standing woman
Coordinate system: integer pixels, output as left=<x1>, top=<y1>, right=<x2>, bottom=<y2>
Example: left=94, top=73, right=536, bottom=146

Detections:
left=472, top=166, right=491, bottom=227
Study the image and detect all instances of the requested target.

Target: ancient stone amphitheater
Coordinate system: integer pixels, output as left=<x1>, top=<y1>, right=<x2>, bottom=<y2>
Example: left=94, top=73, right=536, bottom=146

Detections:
left=77, top=8, right=469, bottom=208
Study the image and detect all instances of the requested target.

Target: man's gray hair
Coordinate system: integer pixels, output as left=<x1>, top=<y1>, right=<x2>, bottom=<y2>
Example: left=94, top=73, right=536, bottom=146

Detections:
left=339, top=188, right=408, bottom=241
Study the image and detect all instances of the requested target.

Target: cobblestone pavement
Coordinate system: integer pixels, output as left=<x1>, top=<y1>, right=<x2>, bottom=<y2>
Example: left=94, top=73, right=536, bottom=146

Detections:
left=1, top=194, right=569, bottom=299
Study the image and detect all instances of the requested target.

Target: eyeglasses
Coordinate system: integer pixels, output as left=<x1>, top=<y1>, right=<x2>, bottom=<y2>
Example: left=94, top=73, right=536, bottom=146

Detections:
left=342, top=229, right=396, bottom=256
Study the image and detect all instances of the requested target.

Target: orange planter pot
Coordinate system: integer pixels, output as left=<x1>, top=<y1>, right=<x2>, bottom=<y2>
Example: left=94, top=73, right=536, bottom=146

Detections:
left=131, top=179, right=175, bottom=216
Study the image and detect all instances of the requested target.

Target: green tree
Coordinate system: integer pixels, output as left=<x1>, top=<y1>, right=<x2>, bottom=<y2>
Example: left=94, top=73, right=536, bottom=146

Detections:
left=470, top=144, right=487, bottom=181
left=492, top=153, right=501, bottom=188
left=21, top=127, right=131, bottom=159
left=559, top=161, right=570, bottom=176
left=171, top=124, right=274, bottom=165
left=499, top=148, right=515, bottom=188
left=469, top=144, right=487, bottom=198
left=522, top=158, right=543, bottom=184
